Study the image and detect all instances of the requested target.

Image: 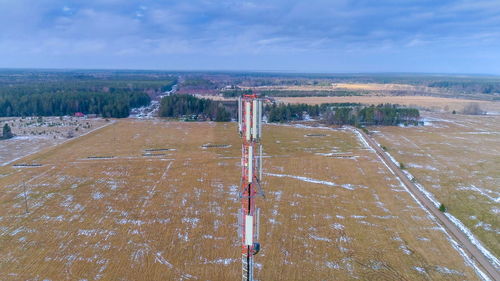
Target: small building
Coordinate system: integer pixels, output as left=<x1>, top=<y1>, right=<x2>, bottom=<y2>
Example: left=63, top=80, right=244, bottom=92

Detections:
left=74, top=112, right=85, bottom=118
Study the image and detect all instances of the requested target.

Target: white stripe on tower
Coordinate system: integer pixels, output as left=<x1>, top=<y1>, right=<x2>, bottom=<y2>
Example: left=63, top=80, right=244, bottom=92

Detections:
left=252, top=100, right=258, bottom=140
left=245, top=101, right=251, bottom=141
left=248, top=145, right=253, bottom=183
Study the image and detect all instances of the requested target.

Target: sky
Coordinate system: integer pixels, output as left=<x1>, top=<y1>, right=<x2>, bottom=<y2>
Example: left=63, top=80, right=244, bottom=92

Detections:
left=1, top=0, right=500, bottom=74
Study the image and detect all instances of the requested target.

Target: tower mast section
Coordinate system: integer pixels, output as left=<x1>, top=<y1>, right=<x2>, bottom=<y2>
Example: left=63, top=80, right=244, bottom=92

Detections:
left=238, top=94, right=264, bottom=281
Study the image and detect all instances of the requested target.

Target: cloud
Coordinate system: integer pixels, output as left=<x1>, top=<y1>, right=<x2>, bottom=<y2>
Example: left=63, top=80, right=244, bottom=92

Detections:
left=0, top=0, right=499, bottom=73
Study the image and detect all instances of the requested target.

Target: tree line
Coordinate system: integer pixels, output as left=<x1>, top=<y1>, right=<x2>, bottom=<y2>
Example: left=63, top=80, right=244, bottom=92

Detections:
left=265, top=103, right=321, bottom=122
left=265, top=103, right=420, bottom=126
left=0, top=91, right=151, bottom=118
left=428, top=81, right=500, bottom=94
left=158, top=94, right=231, bottom=121
left=265, top=103, right=359, bottom=122
left=221, top=88, right=253, bottom=98
left=324, top=104, right=420, bottom=126
left=159, top=95, right=420, bottom=127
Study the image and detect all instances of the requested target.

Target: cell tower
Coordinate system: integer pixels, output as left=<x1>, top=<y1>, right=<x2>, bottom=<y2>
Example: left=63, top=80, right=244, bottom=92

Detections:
left=237, top=94, right=264, bottom=281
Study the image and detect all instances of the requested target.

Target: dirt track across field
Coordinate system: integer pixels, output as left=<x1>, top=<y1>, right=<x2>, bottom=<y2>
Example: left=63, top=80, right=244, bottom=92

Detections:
left=355, top=127, right=500, bottom=281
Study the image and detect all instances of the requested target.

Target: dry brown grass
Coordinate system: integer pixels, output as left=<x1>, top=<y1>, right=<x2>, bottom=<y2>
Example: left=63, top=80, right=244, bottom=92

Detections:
left=241, top=83, right=439, bottom=93
left=277, top=96, right=500, bottom=113
left=333, top=83, right=422, bottom=91
left=372, top=112, right=500, bottom=258
left=0, top=119, right=483, bottom=280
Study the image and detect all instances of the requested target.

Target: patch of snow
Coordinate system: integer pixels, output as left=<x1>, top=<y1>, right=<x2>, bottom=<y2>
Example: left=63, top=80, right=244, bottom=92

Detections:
left=399, top=169, right=441, bottom=208
left=265, top=173, right=358, bottom=190
left=457, top=185, right=500, bottom=203
left=339, top=246, right=349, bottom=253
left=345, top=127, right=375, bottom=152
left=10, top=226, right=36, bottom=236
left=41, top=215, right=64, bottom=222
left=372, top=215, right=397, bottom=219
left=445, top=213, right=500, bottom=270
left=116, top=219, right=145, bottom=226
left=60, top=195, right=73, bottom=208
left=331, top=223, right=344, bottom=230
left=77, top=229, right=116, bottom=238
left=268, top=218, right=280, bottom=225
left=273, top=190, right=283, bottom=201
left=92, top=192, right=104, bottom=200
left=474, top=221, right=499, bottom=234
left=227, top=185, right=239, bottom=201
left=155, top=252, right=173, bottom=269
left=341, top=183, right=367, bottom=190
left=435, top=266, right=464, bottom=276
left=204, top=258, right=237, bottom=265
left=182, top=217, right=200, bottom=228
left=399, top=245, right=412, bottom=255
left=407, top=163, right=438, bottom=171
left=178, top=232, right=189, bottom=242
left=350, top=215, right=366, bottom=219
left=309, top=234, right=332, bottom=242
left=413, top=266, right=427, bottom=274
left=325, top=261, right=341, bottom=269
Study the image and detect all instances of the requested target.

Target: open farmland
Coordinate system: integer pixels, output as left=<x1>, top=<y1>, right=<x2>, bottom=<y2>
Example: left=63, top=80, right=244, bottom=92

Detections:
left=277, top=96, right=500, bottom=113
left=244, top=83, right=440, bottom=93
left=0, top=120, right=488, bottom=280
left=372, top=112, right=500, bottom=260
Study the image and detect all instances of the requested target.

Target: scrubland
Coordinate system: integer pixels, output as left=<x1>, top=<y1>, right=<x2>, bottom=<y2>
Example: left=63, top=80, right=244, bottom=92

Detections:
left=0, top=117, right=109, bottom=167
left=0, top=120, right=485, bottom=280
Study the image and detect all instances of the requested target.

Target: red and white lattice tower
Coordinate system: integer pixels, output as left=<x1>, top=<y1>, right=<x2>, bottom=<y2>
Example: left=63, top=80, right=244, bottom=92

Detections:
left=237, top=94, right=264, bottom=281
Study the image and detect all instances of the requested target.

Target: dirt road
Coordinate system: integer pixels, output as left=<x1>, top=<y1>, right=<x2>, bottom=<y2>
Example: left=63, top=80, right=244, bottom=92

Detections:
left=354, top=127, right=500, bottom=281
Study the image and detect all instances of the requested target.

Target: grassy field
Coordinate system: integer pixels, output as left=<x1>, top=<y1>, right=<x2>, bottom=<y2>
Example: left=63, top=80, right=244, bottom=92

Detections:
left=277, top=96, right=500, bottom=113
left=0, top=119, right=485, bottom=280
left=244, top=83, right=440, bottom=93
left=372, top=112, right=500, bottom=259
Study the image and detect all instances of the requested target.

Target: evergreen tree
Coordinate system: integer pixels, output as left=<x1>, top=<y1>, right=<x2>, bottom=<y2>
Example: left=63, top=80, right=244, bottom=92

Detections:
left=215, top=105, right=231, bottom=122
left=159, top=94, right=232, bottom=122
left=2, top=123, right=13, bottom=139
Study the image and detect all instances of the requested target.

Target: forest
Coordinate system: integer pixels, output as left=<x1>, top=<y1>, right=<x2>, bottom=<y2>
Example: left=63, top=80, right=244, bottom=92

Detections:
left=265, top=103, right=420, bottom=126
left=221, top=88, right=253, bottom=98
left=158, top=94, right=231, bottom=121
left=324, top=104, right=420, bottom=126
left=0, top=70, right=177, bottom=118
left=0, top=91, right=150, bottom=118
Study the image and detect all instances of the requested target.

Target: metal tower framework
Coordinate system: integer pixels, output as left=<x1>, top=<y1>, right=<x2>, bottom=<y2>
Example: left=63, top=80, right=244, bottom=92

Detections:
left=238, top=94, right=264, bottom=281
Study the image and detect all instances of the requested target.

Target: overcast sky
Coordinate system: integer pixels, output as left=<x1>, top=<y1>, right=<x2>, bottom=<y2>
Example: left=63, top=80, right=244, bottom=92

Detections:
left=1, top=0, right=499, bottom=74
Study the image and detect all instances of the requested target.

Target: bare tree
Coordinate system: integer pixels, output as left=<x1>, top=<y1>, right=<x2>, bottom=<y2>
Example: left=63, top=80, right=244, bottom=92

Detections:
left=462, top=103, right=485, bottom=115
left=66, top=129, right=75, bottom=138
